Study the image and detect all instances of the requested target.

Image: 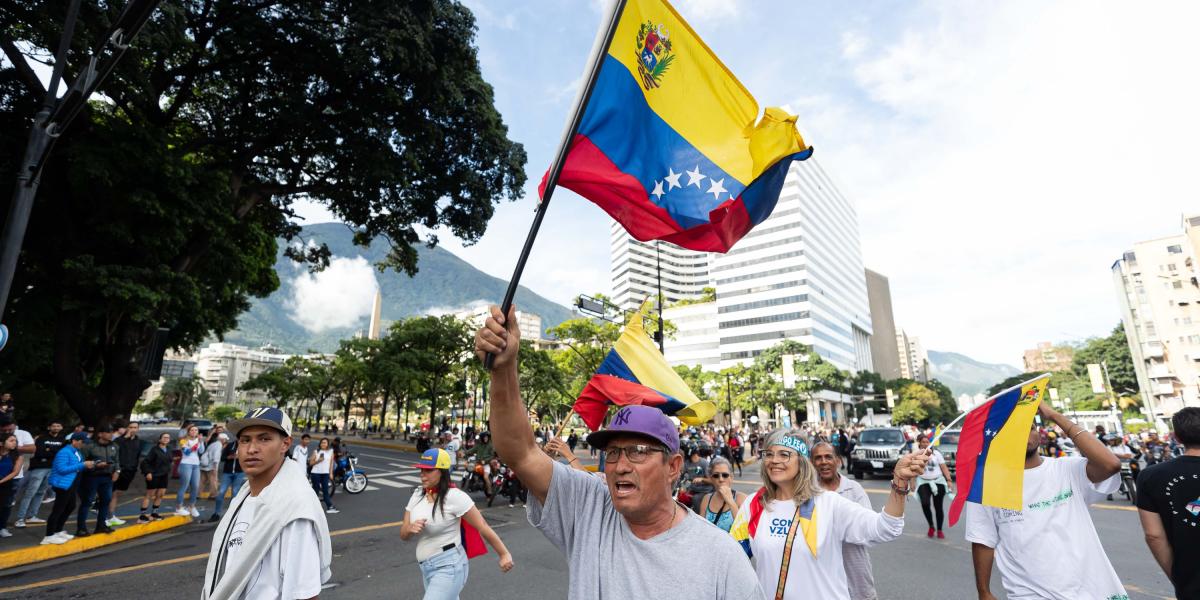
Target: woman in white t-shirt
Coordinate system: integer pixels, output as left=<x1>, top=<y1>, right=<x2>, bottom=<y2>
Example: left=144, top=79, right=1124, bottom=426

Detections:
left=915, top=433, right=955, bottom=539
left=175, top=425, right=205, bottom=518
left=307, top=438, right=337, bottom=514
left=401, top=448, right=513, bottom=599
left=731, top=428, right=927, bottom=600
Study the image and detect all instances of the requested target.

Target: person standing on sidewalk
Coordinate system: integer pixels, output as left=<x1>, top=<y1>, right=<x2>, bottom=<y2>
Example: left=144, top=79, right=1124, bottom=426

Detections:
left=76, top=425, right=120, bottom=537
left=0, top=433, right=25, bottom=537
left=200, top=429, right=225, bottom=500
left=0, top=417, right=35, bottom=524
left=42, top=433, right=93, bottom=545
left=139, top=432, right=172, bottom=522
left=176, top=424, right=205, bottom=518
left=13, top=420, right=64, bottom=529
left=211, top=435, right=245, bottom=523
left=109, top=421, right=143, bottom=528
left=202, top=407, right=331, bottom=599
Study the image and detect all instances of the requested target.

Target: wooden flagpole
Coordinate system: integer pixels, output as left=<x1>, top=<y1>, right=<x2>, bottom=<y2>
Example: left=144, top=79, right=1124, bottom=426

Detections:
left=484, top=0, right=629, bottom=369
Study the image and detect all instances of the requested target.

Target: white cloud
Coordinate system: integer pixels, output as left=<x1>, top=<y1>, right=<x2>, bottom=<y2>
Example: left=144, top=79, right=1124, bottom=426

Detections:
left=674, top=0, right=742, bottom=24
left=840, top=30, right=868, bottom=59
left=424, top=299, right=490, bottom=318
left=815, top=1, right=1200, bottom=363
left=285, top=257, right=380, bottom=332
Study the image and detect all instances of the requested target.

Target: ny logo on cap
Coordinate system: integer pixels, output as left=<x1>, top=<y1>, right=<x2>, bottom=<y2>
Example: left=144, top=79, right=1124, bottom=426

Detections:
left=613, top=408, right=633, bottom=426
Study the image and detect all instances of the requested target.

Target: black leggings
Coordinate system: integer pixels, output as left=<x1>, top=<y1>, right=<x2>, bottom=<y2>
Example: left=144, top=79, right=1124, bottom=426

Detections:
left=47, top=482, right=78, bottom=537
left=917, top=482, right=946, bottom=530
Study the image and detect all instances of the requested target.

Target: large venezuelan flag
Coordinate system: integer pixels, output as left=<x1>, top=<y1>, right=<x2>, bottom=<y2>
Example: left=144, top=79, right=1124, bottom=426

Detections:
left=574, top=300, right=716, bottom=430
left=948, top=374, right=1051, bottom=526
left=541, top=0, right=813, bottom=253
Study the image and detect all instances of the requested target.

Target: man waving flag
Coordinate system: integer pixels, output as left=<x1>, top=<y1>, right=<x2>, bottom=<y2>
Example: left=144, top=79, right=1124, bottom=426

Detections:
left=541, top=0, right=813, bottom=252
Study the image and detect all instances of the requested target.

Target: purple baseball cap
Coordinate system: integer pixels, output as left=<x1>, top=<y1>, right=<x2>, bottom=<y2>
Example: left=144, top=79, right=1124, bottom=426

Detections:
left=585, top=405, right=679, bottom=454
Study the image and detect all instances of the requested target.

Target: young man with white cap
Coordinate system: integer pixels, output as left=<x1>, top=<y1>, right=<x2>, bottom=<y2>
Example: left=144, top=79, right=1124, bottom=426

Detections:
left=202, top=407, right=332, bottom=600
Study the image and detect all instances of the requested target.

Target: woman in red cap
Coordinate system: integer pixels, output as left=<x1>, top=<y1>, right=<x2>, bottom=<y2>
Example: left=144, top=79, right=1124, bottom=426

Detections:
left=401, top=448, right=514, bottom=599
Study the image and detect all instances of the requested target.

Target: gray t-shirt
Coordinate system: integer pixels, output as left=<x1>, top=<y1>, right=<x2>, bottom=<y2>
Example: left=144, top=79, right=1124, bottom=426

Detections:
left=835, top=476, right=878, bottom=600
left=528, top=461, right=763, bottom=600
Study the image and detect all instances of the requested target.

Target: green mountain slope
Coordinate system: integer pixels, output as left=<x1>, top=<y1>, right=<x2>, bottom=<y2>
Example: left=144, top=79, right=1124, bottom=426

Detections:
left=927, top=350, right=1022, bottom=397
left=222, top=223, right=575, bottom=353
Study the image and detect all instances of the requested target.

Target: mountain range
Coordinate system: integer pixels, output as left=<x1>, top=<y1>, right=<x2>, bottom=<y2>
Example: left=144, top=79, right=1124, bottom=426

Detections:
left=927, top=350, right=1023, bottom=397
left=221, top=223, right=576, bottom=353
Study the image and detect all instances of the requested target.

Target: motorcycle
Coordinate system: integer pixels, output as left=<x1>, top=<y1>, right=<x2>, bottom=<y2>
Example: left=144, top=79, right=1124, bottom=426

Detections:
left=460, top=460, right=487, bottom=495
left=1118, top=457, right=1140, bottom=505
left=333, top=453, right=369, bottom=494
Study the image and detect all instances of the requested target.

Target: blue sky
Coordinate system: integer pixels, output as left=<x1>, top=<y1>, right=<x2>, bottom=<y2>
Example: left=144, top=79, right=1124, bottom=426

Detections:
left=294, top=0, right=1200, bottom=366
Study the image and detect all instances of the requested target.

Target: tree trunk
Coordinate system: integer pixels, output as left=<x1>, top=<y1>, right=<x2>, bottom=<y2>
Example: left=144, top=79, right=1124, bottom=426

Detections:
left=379, top=390, right=391, bottom=432
left=53, top=309, right=153, bottom=427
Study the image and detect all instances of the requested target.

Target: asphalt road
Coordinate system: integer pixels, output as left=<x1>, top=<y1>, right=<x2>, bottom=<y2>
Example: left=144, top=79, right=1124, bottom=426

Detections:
left=0, top=443, right=1176, bottom=600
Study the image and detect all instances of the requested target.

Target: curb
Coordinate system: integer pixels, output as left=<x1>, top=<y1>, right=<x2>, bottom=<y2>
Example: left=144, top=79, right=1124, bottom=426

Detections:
left=0, top=516, right=192, bottom=571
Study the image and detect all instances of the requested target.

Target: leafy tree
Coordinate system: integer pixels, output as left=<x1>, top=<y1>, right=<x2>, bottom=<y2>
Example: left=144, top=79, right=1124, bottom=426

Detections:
left=548, top=316, right=623, bottom=396
left=753, top=340, right=845, bottom=418
left=519, top=340, right=572, bottom=422
left=330, top=338, right=378, bottom=427
left=0, top=0, right=525, bottom=427
left=891, top=382, right=940, bottom=426
left=1071, top=323, right=1139, bottom=395
left=158, top=377, right=209, bottom=421
left=208, top=404, right=241, bottom=423
left=240, top=363, right=300, bottom=410
left=134, top=397, right=164, bottom=417
left=390, top=315, right=472, bottom=427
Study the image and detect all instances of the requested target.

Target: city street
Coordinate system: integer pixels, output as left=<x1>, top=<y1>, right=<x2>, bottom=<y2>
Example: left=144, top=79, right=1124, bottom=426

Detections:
left=0, top=442, right=1176, bottom=599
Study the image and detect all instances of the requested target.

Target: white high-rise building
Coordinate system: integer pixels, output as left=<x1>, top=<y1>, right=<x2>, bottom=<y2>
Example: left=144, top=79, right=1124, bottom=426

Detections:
left=195, top=343, right=290, bottom=407
left=662, top=300, right=721, bottom=370
left=712, top=158, right=873, bottom=374
left=1111, top=214, right=1200, bottom=424
left=610, top=222, right=713, bottom=312
left=456, top=306, right=543, bottom=342
left=896, top=329, right=929, bottom=383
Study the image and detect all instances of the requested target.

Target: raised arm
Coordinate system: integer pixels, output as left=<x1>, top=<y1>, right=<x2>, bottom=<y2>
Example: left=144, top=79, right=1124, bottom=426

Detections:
left=475, top=305, right=554, bottom=504
left=1038, top=403, right=1119, bottom=483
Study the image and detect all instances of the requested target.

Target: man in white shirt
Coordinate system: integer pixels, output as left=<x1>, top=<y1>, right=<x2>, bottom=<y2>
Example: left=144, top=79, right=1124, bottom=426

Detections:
left=966, top=403, right=1124, bottom=600
left=202, top=407, right=331, bottom=600
left=441, top=432, right=460, bottom=468
left=812, top=441, right=877, bottom=600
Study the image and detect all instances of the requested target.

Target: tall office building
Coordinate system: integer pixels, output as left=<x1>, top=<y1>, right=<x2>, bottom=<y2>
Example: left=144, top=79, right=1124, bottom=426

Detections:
left=195, top=342, right=290, bottom=406
left=711, top=157, right=873, bottom=376
left=662, top=300, right=721, bottom=370
left=609, top=222, right=713, bottom=312
left=896, top=329, right=928, bottom=383
left=865, top=269, right=902, bottom=379
left=1111, top=214, right=1200, bottom=422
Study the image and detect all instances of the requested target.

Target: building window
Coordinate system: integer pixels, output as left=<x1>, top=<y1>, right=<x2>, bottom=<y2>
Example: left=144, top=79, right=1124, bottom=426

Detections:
left=1167, top=245, right=1183, bottom=254
left=1174, top=281, right=1184, bottom=289
left=1190, top=335, right=1200, bottom=345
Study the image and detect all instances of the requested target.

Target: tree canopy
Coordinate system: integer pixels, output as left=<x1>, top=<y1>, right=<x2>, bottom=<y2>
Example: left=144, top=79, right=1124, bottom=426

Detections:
left=0, top=0, right=525, bottom=426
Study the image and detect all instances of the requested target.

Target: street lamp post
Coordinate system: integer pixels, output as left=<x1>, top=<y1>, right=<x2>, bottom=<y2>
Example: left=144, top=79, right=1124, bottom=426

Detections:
left=725, top=372, right=732, bottom=427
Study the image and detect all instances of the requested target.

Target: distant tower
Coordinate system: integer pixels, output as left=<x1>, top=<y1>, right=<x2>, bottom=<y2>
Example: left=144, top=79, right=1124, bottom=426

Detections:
left=368, top=290, right=383, bottom=340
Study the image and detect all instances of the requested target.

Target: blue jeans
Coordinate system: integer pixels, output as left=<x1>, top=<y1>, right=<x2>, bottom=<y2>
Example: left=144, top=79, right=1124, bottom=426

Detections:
left=419, top=547, right=469, bottom=600
left=214, top=471, right=245, bottom=515
left=310, top=473, right=333, bottom=509
left=15, top=468, right=51, bottom=520
left=77, top=476, right=113, bottom=529
left=177, top=463, right=200, bottom=508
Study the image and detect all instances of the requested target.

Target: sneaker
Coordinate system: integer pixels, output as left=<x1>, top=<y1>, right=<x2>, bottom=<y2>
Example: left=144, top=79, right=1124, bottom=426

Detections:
left=75, top=529, right=90, bottom=538
left=13, top=519, right=24, bottom=528
left=137, top=515, right=151, bottom=524
left=936, top=530, right=945, bottom=540
left=42, top=496, right=56, bottom=504
left=108, top=516, right=126, bottom=526
left=56, top=531, right=74, bottom=540
left=508, top=502, right=515, bottom=508
left=189, top=507, right=200, bottom=518
left=208, top=514, right=221, bottom=523
left=41, top=535, right=66, bottom=545
left=26, top=516, right=46, bottom=524
left=325, top=508, right=339, bottom=514
left=150, top=513, right=163, bottom=521
left=174, top=507, right=190, bottom=516
left=0, top=529, right=11, bottom=538
left=94, top=525, right=115, bottom=535
left=926, top=527, right=934, bottom=538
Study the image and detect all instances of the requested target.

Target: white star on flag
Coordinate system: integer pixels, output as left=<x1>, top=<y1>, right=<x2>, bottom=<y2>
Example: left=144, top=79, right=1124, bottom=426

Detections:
left=686, top=166, right=706, bottom=188
left=664, top=168, right=682, bottom=191
left=706, top=178, right=727, bottom=200
left=651, top=180, right=665, bottom=200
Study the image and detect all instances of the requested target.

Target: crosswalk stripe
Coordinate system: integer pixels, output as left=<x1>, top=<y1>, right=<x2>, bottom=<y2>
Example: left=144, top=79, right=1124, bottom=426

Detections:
left=365, top=485, right=379, bottom=491
left=371, top=478, right=412, bottom=489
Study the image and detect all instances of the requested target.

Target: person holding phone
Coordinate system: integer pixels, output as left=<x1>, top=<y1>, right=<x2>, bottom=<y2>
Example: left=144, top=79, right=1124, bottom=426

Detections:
left=176, top=424, right=205, bottom=518
left=308, top=438, right=338, bottom=514
left=76, top=424, right=120, bottom=536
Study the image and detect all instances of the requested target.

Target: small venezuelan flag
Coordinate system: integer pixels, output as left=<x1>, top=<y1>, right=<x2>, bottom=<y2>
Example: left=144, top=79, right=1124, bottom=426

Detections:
left=542, top=0, right=813, bottom=252
left=574, top=300, right=716, bottom=430
left=948, top=374, right=1051, bottom=526
left=929, top=423, right=946, bottom=447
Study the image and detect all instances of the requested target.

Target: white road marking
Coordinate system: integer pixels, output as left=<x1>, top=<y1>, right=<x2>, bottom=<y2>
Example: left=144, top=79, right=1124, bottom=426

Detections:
left=364, top=485, right=379, bottom=491
left=371, top=478, right=413, bottom=489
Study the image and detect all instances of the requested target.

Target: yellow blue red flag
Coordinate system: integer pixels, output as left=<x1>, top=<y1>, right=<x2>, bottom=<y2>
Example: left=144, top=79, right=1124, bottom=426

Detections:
left=541, top=0, right=812, bottom=252
left=574, top=300, right=716, bottom=430
left=948, top=374, right=1051, bottom=526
